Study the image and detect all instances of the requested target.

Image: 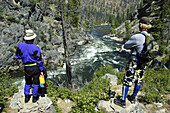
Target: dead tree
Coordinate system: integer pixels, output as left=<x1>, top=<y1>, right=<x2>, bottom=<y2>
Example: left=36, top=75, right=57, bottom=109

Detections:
left=59, top=0, right=74, bottom=92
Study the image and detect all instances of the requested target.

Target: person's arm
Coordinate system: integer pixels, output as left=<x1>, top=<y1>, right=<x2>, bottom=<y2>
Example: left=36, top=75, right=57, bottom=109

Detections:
left=124, top=35, right=137, bottom=50
left=36, top=47, right=44, bottom=72
left=16, top=46, right=22, bottom=59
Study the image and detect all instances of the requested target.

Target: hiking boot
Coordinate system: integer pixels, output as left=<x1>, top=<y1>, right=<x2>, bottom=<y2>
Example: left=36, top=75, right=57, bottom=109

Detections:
left=127, top=95, right=136, bottom=104
left=114, top=97, right=126, bottom=108
left=32, top=96, right=39, bottom=103
left=25, top=95, right=30, bottom=103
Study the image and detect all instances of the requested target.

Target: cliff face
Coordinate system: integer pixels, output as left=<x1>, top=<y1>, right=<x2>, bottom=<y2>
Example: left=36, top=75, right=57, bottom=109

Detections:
left=0, top=0, right=93, bottom=74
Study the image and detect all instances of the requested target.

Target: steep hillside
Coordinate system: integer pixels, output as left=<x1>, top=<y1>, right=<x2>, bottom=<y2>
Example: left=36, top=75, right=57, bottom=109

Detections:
left=79, top=0, right=143, bottom=26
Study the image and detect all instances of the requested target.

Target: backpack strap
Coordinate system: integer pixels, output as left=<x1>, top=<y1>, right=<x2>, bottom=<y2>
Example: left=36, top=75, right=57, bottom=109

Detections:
left=139, top=32, right=146, bottom=37
left=135, top=32, right=147, bottom=53
left=135, top=32, right=148, bottom=62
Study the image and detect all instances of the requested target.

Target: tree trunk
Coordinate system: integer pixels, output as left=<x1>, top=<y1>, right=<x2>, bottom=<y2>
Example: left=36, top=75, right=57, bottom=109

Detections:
left=60, top=0, right=74, bottom=92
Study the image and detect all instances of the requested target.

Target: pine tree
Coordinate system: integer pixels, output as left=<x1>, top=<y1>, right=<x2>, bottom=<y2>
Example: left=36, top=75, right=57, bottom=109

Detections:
left=149, top=0, right=170, bottom=43
left=108, top=14, right=114, bottom=26
left=125, top=20, right=132, bottom=40
left=67, top=0, right=80, bottom=27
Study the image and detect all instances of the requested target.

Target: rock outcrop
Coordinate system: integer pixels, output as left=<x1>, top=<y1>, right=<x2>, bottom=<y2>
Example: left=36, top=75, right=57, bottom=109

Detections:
left=97, top=98, right=145, bottom=113
left=98, top=73, right=170, bottom=113
left=9, top=80, right=56, bottom=113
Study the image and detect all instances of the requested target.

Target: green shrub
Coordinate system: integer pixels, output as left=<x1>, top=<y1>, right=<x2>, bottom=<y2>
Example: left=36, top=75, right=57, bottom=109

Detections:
left=71, top=76, right=114, bottom=113
left=141, top=68, right=170, bottom=103
left=94, top=64, right=116, bottom=78
left=161, top=52, right=170, bottom=64
left=110, top=29, right=116, bottom=34
left=116, top=31, right=124, bottom=38
left=116, top=68, right=125, bottom=84
left=47, top=65, right=116, bottom=112
left=159, top=44, right=169, bottom=56
left=0, top=73, right=18, bottom=106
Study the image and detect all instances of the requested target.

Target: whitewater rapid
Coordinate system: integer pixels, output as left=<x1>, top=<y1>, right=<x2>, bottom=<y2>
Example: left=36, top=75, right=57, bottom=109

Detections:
left=47, top=25, right=128, bottom=90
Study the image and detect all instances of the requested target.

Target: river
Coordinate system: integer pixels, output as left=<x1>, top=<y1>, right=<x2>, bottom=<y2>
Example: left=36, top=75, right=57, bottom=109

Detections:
left=47, top=25, right=129, bottom=90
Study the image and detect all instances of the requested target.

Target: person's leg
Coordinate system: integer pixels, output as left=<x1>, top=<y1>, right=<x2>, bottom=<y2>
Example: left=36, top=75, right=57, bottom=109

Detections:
left=114, top=85, right=129, bottom=108
left=128, top=81, right=140, bottom=104
left=122, top=85, right=129, bottom=101
left=128, top=64, right=145, bottom=103
left=24, top=67, right=32, bottom=103
left=24, top=83, right=31, bottom=95
left=114, top=61, right=136, bottom=107
left=132, top=83, right=141, bottom=98
left=32, top=66, right=40, bottom=102
left=32, top=84, right=39, bottom=102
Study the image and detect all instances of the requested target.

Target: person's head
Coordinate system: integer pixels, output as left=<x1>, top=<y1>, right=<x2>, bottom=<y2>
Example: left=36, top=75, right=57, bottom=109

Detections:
left=139, top=17, right=152, bottom=31
left=24, top=29, right=37, bottom=44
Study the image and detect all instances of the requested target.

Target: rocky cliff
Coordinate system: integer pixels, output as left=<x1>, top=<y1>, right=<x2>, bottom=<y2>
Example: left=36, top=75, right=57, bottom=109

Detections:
left=0, top=0, right=93, bottom=74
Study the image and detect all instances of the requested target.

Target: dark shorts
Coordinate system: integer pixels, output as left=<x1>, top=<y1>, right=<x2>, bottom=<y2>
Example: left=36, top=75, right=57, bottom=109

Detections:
left=123, top=60, right=146, bottom=87
left=24, top=66, right=41, bottom=85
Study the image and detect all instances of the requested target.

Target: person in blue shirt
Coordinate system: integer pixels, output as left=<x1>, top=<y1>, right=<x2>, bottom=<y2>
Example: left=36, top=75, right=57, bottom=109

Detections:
left=114, top=17, right=152, bottom=108
left=16, top=29, right=44, bottom=103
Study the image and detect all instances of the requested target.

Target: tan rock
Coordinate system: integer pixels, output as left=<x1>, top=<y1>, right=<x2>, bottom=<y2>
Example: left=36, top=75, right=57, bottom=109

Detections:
left=57, top=98, right=75, bottom=113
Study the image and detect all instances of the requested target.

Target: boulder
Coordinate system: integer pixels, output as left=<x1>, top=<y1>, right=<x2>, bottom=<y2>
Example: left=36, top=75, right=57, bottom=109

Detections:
left=102, top=34, right=123, bottom=42
left=97, top=98, right=145, bottom=113
left=57, top=98, right=75, bottom=113
left=97, top=100, right=113, bottom=112
left=102, top=73, right=118, bottom=86
left=154, top=108, right=167, bottom=113
left=77, top=40, right=88, bottom=46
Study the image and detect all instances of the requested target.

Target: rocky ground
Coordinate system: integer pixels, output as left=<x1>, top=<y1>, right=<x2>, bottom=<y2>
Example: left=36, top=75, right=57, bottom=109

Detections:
left=6, top=80, right=56, bottom=113
left=5, top=74, right=169, bottom=113
left=96, top=74, right=170, bottom=113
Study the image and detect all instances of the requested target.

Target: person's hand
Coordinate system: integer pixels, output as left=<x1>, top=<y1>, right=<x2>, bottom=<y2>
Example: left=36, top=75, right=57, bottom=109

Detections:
left=41, top=72, right=44, bottom=75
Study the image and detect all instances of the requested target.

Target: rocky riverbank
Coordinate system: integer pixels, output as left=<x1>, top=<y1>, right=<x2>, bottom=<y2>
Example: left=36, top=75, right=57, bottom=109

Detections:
left=0, top=0, right=93, bottom=74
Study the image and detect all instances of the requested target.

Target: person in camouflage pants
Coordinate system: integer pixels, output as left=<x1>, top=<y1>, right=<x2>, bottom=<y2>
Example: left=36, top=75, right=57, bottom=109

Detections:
left=114, top=17, right=152, bottom=108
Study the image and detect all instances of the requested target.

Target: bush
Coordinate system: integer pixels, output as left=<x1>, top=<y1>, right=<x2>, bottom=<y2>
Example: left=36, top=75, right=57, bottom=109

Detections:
left=94, top=64, right=117, bottom=78
left=116, top=31, right=124, bottom=38
left=71, top=76, right=114, bottom=113
left=141, top=68, right=170, bottom=103
left=0, top=73, right=18, bottom=107
left=116, top=68, right=125, bottom=85
left=159, top=44, right=169, bottom=56
left=47, top=65, right=116, bottom=112
left=161, top=52, right=170, bottom=64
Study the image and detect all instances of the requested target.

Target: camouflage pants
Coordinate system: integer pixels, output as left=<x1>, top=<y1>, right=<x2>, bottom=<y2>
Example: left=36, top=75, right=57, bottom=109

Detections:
left=123, top=60, right=146, bottom=87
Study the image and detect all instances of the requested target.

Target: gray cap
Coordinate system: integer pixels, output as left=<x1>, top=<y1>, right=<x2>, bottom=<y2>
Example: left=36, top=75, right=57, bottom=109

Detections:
left=139, top=17, right=150, bottom=25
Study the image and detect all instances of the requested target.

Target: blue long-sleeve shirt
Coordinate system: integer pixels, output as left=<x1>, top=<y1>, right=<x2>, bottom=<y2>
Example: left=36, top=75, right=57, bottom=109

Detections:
left=16, top=42, right=43, bottom=71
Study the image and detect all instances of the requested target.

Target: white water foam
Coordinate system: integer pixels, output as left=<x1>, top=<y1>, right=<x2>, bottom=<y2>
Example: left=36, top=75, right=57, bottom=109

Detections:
left=71, top=39, right=113, bottom=65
